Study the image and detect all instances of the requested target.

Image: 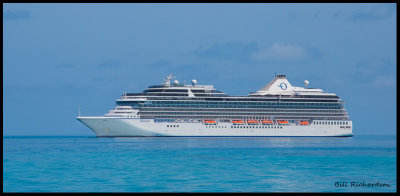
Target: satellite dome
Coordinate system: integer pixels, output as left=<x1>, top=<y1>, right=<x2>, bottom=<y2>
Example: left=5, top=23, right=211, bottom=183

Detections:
left=173, top=80, right=179, bottom=85
left=191, top=79, right=197, bottom=86
left=304, top=80, right=310, bottom=88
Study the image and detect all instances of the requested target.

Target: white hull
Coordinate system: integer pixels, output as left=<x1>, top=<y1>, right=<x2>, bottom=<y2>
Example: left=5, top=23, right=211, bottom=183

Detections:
left=77, top=117, right=353, bottom=137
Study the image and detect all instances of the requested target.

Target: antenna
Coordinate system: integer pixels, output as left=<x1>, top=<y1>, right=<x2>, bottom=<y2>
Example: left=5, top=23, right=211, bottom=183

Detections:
left=162, top=73, right=175, bottom=86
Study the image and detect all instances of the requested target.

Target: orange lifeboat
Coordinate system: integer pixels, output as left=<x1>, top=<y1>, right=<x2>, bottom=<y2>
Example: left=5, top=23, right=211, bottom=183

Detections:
left=277, top=120, right=289, bottom=125
left=247, top=120, right=259, bottom=125
left=261, top=120, right=274, bottom=125
left=232, top=120, right=244, bottom=125
left=299, top=121, right=309, bottom=125
left=204, top=120, right=216, bottom=125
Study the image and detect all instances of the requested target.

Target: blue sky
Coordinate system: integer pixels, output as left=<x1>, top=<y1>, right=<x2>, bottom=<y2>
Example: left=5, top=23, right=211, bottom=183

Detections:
left=3, top=3, right=396, bottom=136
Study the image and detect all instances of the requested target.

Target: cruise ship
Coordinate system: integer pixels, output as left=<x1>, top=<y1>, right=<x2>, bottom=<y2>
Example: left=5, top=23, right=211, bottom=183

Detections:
left=77, top=74, right=353, bottom=137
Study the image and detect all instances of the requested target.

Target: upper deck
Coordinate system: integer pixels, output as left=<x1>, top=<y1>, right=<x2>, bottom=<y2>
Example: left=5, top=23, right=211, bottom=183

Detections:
left=117, top=74, right=341, bottom=102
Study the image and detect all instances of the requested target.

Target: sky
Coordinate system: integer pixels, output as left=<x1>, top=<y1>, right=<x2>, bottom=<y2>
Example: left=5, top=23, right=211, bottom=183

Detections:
left=3, top=3, right=397, bottom=136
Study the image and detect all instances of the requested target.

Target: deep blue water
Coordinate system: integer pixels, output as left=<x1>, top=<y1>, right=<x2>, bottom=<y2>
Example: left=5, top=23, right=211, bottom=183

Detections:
left=3, top=135, right=396, bottom=192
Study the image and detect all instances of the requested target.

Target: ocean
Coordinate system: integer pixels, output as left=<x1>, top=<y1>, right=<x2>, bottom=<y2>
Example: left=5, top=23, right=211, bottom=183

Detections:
left=3, top=135, right=396, bottom=192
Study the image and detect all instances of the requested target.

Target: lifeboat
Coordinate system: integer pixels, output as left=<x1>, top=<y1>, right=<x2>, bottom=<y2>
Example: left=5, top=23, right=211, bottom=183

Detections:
left=277, top=120, right=289, bottom=125
left=261, top=120, right=274, bottom=125
left=203, top=120, right=216, bottom=125
left=247, top=120, right=259, bottom=125
left=232, top=120, right=244, bottom=125
left=299, top=121, right=309, bottom=125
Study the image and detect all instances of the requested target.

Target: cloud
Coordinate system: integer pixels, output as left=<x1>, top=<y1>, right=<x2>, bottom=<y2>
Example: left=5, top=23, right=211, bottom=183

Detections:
left=97, top=60, right=120, bottom=68
left=250, top=43, right=322, bottom=62
left=147, top=60, right=172, bottom=68
left=173, top=63, right=214, bottom=75
left=332, top=11, right=343, bottom=19
left=333, top=4, right=395, bottom=21
left=356, top=59, right=394, bottom=76
left=56, top=63, right=75, bottom=68
left=352, top=59, right=395, bottom=88
left=191, top=42, right=321, bottom=64
left=4, top=83, right=95, bottom=97
left=372, top=75, right=396, bottom=87
left=92, top=76, right=118, bottom=82
left=128, top=52, right=137, bottom=56
left=3, top=9, right=31, bottom=21
left=351, top=4, right=395, bottom=20
left=192, top=42, right=259, bottom=62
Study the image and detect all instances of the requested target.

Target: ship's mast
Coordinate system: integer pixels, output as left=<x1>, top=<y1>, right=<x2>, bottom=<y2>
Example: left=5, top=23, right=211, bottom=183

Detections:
left=162, top=74, right=175, bottom=86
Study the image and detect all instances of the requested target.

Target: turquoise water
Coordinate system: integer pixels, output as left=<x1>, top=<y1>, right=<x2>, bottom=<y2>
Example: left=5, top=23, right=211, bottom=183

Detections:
left=3, top=135, right=396, bottom=192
